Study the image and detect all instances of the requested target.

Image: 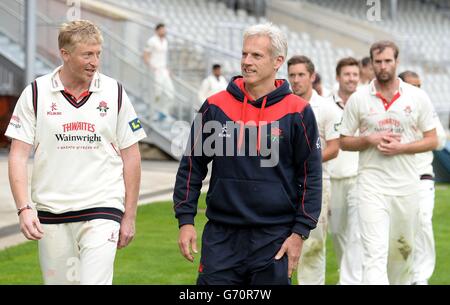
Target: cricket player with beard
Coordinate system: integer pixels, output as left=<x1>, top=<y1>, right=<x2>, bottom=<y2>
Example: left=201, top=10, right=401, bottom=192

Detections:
left=340, top=41, right=438, bottom=284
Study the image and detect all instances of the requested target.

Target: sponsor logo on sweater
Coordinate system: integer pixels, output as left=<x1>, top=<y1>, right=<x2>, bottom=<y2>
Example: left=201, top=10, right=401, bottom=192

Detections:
left=55, top=122, right=101, bottom=145
left=129, top=118, right=142, bottom=132
left=47, top=103, right=62, bottom=116
left=9, top=115, right=21, bottom=129
left=62, top=122, right=96, bottom=132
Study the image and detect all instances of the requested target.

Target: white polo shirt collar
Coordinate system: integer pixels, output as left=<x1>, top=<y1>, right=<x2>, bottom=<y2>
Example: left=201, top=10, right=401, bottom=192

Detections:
left=49, top=66, right=102, bottom=93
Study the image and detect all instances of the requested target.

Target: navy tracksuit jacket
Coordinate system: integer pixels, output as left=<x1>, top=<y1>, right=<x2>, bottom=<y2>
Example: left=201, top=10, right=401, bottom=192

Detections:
left=173, top=76, right=322, bottom=283
left=174, top=76, right=322, bottom=235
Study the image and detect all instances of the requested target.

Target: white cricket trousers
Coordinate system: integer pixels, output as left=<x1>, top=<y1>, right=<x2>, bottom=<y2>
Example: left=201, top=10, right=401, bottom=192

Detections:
left=297, top=178, right=330, bottom=285
left=38, top=219, right=120, bottom=285
left=153, top=67, right=175, bottom=113
left=412, top=179, right=436, bottom=284
left=357, top=186, right=419, bottom=285
left=329, top=177, right=363, bottom=285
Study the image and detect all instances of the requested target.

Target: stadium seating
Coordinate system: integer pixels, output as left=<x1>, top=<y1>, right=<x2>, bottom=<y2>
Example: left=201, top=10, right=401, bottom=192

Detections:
left=120, top=0, right=449, bottom=120
left=300, top=0, right=450, bottom=116
left=121, top=0, right=355, bottom=91
left=303, top=0, right=450, bottom=63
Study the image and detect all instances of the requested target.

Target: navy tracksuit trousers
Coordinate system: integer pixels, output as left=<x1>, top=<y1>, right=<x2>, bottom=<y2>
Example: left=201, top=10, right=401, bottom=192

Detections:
left=197, top=221, right=292, bottom=285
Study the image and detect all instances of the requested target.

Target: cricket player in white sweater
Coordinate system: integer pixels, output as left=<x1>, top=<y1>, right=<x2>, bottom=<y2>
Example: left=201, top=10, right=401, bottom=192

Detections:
left=340, top=41, right=438, bottom=285
left=287, top=55, right=341, bottom=285
left=398, top=71, right=447, bottom=285
left=6, top=20, right=146, bottom=284
left=327, top=57, right=363, bottom=285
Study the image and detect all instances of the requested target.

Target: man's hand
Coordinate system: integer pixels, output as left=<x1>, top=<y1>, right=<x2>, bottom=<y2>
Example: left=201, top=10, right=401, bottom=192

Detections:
left=19, top=209, right=43, bottom=240
left=366, top=131, right=401, bottom=147
left=274, top=233, right=304, bottom=278
left=118, top=215, right=136, bottom=249
left=377, top=133, right=404, bottom=156
left=178, top=224, right=198, bottom=262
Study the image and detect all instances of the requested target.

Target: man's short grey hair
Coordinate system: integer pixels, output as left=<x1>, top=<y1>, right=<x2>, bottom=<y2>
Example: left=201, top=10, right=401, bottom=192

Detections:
left=243, top=23, right=288, bottom=59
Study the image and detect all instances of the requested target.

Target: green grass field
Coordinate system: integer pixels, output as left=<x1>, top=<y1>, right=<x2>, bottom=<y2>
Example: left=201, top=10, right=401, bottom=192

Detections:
left=0, top=184, right=449, bottom=284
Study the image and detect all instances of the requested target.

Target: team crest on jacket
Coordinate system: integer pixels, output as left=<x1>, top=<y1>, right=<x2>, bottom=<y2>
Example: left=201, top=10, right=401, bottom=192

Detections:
left=97, top=101, right=109, bottom=117
left=270, top=127, right=284, bottom=142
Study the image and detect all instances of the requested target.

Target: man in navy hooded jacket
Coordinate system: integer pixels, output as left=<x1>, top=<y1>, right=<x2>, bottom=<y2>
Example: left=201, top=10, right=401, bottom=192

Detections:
left=173, top=23, right=322, bottom=285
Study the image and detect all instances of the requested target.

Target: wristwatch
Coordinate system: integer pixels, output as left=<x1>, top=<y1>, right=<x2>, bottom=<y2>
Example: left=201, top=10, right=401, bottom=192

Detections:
left=17, top=204, right=32, bottom=216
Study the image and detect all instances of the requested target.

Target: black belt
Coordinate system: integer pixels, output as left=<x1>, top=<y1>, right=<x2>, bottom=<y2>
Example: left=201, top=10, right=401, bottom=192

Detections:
left=420, top=174, right=434, bottom=180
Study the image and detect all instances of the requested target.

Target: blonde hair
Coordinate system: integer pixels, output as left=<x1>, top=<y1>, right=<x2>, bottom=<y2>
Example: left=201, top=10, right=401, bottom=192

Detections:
left=243, top=23, right=287, bottom=59
left=58, top=20, right=103, bottom=52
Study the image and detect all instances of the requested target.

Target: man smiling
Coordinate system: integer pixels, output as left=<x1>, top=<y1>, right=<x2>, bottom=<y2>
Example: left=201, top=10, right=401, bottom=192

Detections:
left=5, top=20, right=146, bottom=284
left=287, top=55, right=341, bottom=285
left=173, top=23, right=322, bottom=285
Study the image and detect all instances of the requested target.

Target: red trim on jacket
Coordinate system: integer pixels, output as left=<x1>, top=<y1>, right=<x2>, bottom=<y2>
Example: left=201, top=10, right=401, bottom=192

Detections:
left=174, top=106, right=210, bottom=211
left=207, top=91, right=308, bottom=125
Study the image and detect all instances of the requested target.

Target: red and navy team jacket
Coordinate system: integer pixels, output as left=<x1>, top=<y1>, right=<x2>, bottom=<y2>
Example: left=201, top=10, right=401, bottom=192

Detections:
left=173, top=76, right=322, bottom=238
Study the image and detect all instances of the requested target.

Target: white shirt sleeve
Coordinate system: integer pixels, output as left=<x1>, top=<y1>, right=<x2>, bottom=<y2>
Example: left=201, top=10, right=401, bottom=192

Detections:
left=340, top=94, right=360, bottom=137
left=4, top=85, right=35, bottom=145
left=145, top=37, right=154, bottom=53
left=324, top=101, right=341, bottom=141
left=432, top=110, right=447, bottom=150
left=116, top=87, right=147, bottom=150
left=417, top=90, right=436, bottom=133
left=220, top=76, right=228, bottom=87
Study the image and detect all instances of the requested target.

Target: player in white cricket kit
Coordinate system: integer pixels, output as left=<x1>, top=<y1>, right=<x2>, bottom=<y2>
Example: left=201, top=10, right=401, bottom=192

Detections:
left=197, top=64, right=228, bottom=109
left=327, top=57, right=363, bottom=285
left=6, top=20, right=146, bottom=285
left=340, top=41, right=438, bottom=285
left=143, top=23, right=175, bottom=119
left=398, top=71, right=447, bottom=285
left=287, top=55, right=341, bottom=285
